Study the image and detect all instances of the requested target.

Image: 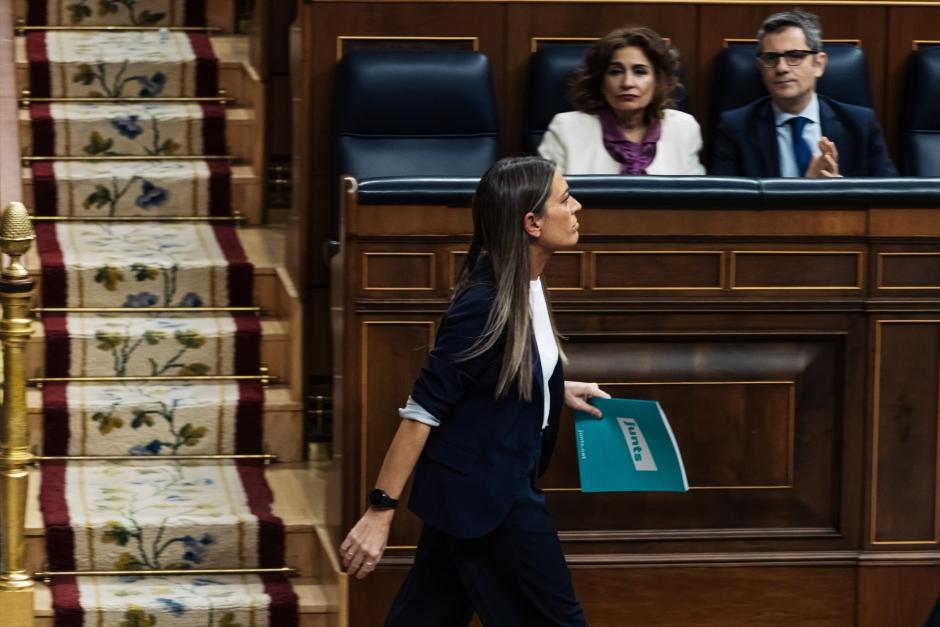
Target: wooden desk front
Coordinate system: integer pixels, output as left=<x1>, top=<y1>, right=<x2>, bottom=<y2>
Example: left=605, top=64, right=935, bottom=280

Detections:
left=331, top=183, right=940, bottom=626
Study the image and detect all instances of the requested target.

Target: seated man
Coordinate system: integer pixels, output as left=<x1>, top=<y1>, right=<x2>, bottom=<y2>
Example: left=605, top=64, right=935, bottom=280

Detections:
left=711, top=10, right=897, bottom=177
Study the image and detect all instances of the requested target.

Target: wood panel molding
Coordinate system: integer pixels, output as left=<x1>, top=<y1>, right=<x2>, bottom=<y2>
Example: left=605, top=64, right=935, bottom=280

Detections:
left=871, top=319, right=940, bottom=546
left=730, top=251, right=864, bottom=290
left=877, top=252, right=940, bottom=290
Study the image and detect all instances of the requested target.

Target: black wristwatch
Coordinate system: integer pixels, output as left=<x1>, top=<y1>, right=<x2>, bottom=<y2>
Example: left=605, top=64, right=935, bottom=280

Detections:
left=368, top=488, right=398, bottom=511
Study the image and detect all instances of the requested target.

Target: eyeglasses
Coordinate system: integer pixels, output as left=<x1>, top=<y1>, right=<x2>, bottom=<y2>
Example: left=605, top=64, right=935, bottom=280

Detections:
left=755, top=49, right=819, bottom=68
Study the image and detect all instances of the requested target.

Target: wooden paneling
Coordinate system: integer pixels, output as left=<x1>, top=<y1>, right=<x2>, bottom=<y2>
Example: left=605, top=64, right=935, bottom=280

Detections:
left=731, top=251, right=863, bottom=290
left=570, top=566, right=856, bottom=626
left=334, top=189, right=940, bottom=623
left=349, top=565, right=859, bottom=626
left=360, top=320, right=434, bottom=547
left=362, top=253, right=436, bottom=291
left=545, top=250, right=585, bottom=290
left=858, top=566, right=940, bottom=626
left=592, top=251, right=723, bottom=290
left=872, top=321, right=940, bottom=545
left=877, top=250, right=940, bottom=291
left=542, top=335, right=841, bottom=534
left=608, top=381, right=795, bottom=488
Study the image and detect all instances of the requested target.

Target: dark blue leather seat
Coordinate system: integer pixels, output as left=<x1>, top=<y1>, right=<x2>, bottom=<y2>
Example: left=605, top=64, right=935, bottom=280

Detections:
left=333, top=50, right=499, bottom=179
left=522, top=44, right=691, bottom=154
left=710, top=42, right=872, bottom=125
left=902, top=45, right=940, bottom=176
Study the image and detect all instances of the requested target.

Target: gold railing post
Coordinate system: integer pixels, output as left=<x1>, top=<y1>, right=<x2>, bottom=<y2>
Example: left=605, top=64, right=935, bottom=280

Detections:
left=0, top=201, right=36, bottom=626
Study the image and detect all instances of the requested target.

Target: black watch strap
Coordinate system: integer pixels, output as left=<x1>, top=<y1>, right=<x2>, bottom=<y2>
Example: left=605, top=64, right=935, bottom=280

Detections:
left=368, top=488, right=398, bottom=511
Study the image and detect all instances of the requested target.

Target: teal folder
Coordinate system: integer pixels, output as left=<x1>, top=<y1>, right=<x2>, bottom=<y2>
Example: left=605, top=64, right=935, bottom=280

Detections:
left=574, top=397, right=689, bottom=493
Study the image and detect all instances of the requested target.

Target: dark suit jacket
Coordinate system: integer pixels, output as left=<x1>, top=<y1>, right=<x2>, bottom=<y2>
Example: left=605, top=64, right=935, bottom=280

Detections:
left=711, top=94, right=897, bottom=177
left=408, top=266, right=563, bottom=539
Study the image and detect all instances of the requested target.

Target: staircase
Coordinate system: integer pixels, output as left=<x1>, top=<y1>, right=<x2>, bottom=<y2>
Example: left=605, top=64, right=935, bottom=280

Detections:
left=10, top=1, right=339, bottom=624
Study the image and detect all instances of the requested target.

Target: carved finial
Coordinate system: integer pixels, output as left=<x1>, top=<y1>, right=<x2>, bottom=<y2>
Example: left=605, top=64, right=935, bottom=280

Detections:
left=0, top=202, right=35, bottom=281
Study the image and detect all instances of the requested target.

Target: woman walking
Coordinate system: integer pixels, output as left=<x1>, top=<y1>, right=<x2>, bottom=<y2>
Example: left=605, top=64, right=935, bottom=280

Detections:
left=340, top=156, right=609, bottom=626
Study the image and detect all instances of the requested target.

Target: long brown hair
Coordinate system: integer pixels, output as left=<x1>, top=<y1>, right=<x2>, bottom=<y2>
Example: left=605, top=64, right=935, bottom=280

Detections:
left=568, top=25, right=680, bottom=123
left=454, top=156, right=567, bottom=400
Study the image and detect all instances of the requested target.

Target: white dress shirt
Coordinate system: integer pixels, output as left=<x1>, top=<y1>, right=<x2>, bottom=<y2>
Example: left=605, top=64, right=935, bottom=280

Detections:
left=400, top=278, right=558, bottom=430
left=773, top=93, right=822, bottom=177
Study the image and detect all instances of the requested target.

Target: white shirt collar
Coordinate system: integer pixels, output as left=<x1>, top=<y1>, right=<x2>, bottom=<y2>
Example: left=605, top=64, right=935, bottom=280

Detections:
left=773, top=93, right=820, bottom=127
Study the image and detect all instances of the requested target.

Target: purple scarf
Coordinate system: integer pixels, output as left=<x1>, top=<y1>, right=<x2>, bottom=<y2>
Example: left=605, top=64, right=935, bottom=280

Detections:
left=599, top=109, right=662, bottom=175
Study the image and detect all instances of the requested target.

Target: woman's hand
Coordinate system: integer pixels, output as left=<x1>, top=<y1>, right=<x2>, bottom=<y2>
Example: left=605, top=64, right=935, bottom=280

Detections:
left=564, top=381, right=611, bottom=418
left=340, top=508, right=395, bottom=579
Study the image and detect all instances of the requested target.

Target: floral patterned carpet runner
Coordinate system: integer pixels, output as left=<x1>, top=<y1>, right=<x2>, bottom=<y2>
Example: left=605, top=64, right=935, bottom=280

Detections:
left=42, top=381, right=264, bottom=457
left=30, top=1, right=205, bottom=28
left=37, top=223, right=250, bottom=306
left=27, top=31, right=217, bottom=98
left=31, top=160, right=231, bottom=217
left=50, top=574, right=297, bottom=627
left=26, top=4, right=298, bottom=624
left=30, top=103, right=226, bottom=157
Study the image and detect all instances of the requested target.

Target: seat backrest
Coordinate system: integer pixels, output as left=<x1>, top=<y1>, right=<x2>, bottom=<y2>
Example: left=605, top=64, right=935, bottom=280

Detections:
left=521, top=44, right=691, bottom=154
left=333, top=50, right=499, bottom=179
left=710, top=42, right=873, bottom=126
left=902, top=45, right=940, bottom=176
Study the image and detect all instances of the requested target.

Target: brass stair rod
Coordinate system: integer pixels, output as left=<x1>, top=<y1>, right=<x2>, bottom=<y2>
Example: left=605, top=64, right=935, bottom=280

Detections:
left=34, top=306, right=263, bottom=315
left=20, top=89, right=232, bottom=105
left=29, top=374, right=276, bottom=384
left=30, top=214, right=245, bottom=223
left=34, top=567, right=296, bottom=583
left=0, top=202, right=37, bottom=622
left=23, top=155, right=236, bottom=163
left=16, top=25, right=221, bottom=33
left=34, top=453, right=278, bottom=462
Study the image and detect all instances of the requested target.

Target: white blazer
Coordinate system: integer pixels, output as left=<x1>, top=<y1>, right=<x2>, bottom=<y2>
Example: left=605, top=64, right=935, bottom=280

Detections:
left=537, top=109, right=705, bottom=176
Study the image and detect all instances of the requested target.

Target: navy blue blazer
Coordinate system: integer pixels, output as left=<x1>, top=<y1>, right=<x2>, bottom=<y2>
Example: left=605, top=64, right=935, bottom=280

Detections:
left=711, top=94, right=897, bottom=177
left=408, top=276, right=564, bottom=539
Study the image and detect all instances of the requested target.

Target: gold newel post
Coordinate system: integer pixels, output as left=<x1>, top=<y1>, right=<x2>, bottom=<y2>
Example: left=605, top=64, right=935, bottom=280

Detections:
left=0, top=201, right=36, bottom=627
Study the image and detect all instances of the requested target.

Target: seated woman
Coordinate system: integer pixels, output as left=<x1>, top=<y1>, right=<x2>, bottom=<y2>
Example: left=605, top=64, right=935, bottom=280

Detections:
left=538, top=26, right=705, bottom=175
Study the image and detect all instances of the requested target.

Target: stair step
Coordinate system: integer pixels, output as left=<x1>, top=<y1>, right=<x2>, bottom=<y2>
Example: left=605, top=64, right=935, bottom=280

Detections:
left=25, top=314, right=288, bottom=380
left=16, top=34, right=254, bottom=105
left=26, top=464, right=328, bottom=578
left=34, top=578, right=338, bottom=626
left=25, top=227, right=284, bottom=310
left=19, top=106, right=258, bottom=168
left=15, top=0, right=237, bottom=32
left=27, top=384, right=305, bottom=462
left=21, top=163, right=262, bottom=224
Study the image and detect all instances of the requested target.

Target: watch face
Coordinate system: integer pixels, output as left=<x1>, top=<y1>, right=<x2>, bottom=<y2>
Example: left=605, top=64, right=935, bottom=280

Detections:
left=368, top=489, right=396, bottom=509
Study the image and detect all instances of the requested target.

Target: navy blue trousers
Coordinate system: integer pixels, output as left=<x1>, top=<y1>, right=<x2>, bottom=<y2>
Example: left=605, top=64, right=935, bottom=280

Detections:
left=384, top=481, right=587, bottom=627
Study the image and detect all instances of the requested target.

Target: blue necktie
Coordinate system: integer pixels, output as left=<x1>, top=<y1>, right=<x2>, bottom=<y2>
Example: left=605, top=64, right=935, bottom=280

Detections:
left=788, top=116, right=812, bottom=177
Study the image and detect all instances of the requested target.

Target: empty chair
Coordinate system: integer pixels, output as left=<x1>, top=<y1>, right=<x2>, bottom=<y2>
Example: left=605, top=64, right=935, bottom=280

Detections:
left=522, top=43, right=691, bottom=154
left=710, top=41, right=872, bottom=125
left=902, top=45, right=940, bottom=176
left=333, top=50, right=499, bottom=179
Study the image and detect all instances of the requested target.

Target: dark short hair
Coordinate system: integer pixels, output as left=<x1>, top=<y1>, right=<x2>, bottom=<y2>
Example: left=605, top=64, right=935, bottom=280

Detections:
left=568, top=25, right=680, bottom=121
left=757, top=10, right=823, bottom=53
